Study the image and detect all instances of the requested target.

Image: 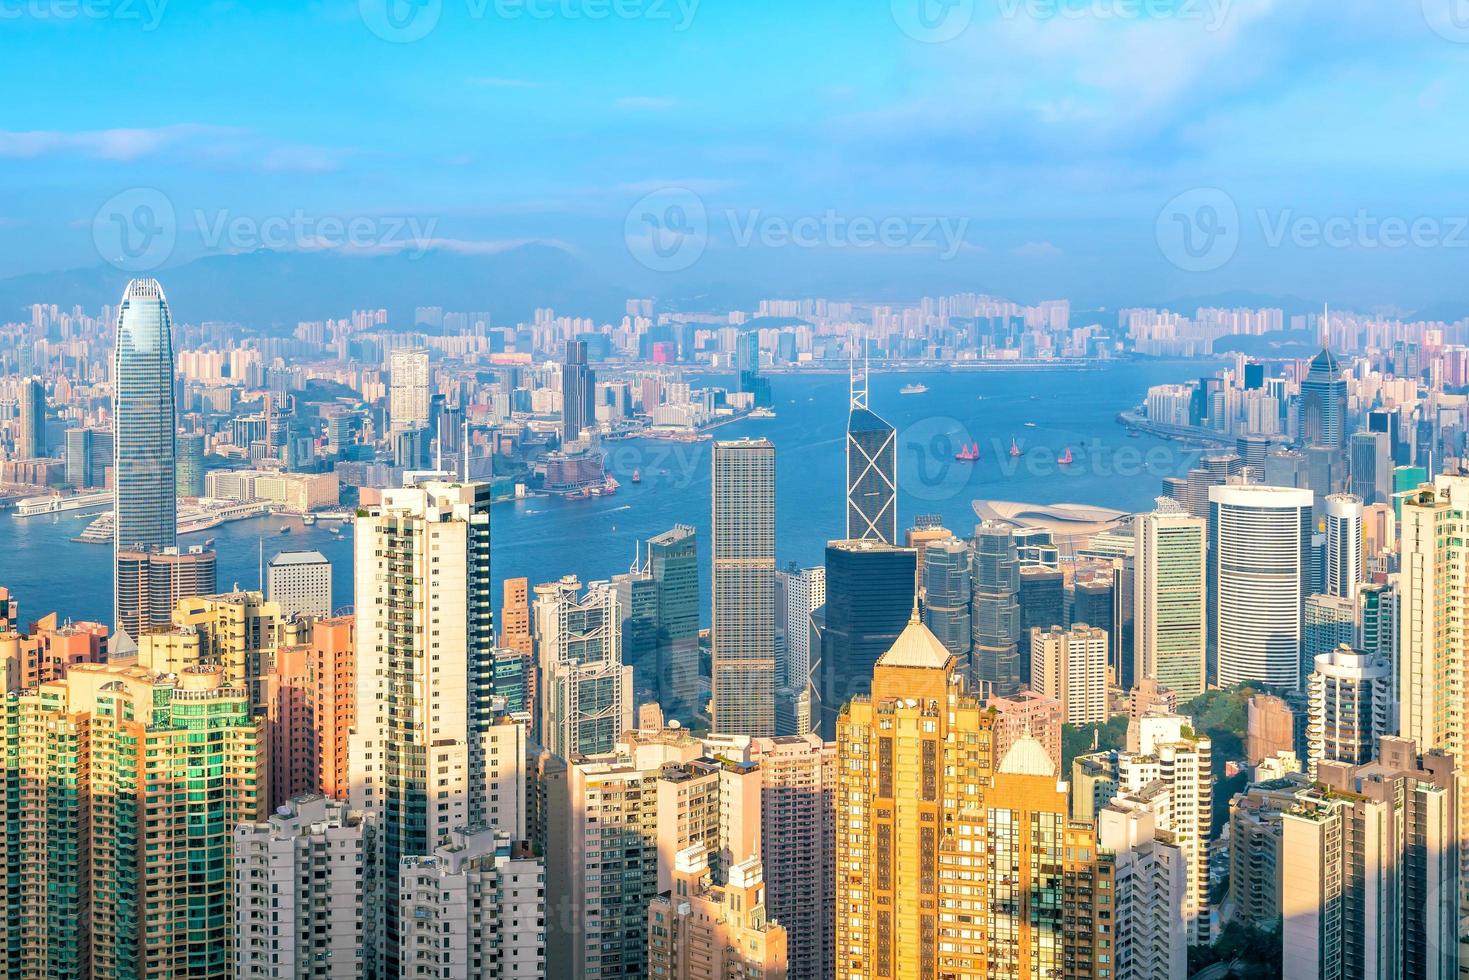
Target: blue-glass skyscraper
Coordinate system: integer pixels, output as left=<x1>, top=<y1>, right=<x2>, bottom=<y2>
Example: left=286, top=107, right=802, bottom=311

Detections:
left=846, top=357, right=897, bottom=544
left=920, top=537, right=972, bottom=667
left=113, top=278, right=177, bottom=634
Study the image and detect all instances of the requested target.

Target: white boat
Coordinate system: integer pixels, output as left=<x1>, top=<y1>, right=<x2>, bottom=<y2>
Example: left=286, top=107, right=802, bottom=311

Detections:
left=900, top=383, right=929, bottom=395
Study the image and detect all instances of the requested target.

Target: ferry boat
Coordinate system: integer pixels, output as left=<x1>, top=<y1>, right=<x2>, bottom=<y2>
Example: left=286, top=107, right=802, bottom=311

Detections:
left=899, top=383, right=929, bottom=395
left=748, top=407, right=777, bottom=419
left=1023, top=422, right=1038, bottom=428
left=1009, top=438, right=1022, bottom=458
left=954, top=442, right=981, bottom=462
left=1058, top=448, right=1074, bottom=465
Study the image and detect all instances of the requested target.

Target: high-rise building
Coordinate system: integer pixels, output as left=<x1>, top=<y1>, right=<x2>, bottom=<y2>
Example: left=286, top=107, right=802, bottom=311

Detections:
left=1029, top=623, right=1109, bottom=725
left=1302, top=593, right=1356, bottom=684
left=919, top=537, right=971, bottom=665
left=64, top=426, right=112, bottom=488
left=1099, top=804, right=1189, bottom=980
left=1349, top=430, right=1392, bottom=504
left=500, top=576, right=533, bottom=655
left=1299, top=344, right=1346, bottom=450
left=114, top=544, right=217, bottom=642
left=970, top=522, right=1022, bottom=695
left=845, top=362, right=896, bottom=544
left=987, top=689, right=1065, bottom=775
left=176, top=431, right=205, bottom=496
left=775, top=563, right=825, bottom=734
left=1016, top=565, right=1066, bottom=664
left=397, top=828, right=545, bottom=980
left=266, top=549, right=332, bottom=619
left=817, top=539, right=915, bottom=738
left=16, top=377, right=43, bottom=460
left=113, top=278, right=178, bottom=633
left=648, top=525, right=701, bottom=716
left=1210, top=485, right=1312, bottom=689
left=1305, top=644, right=1391, bottom=779
left=561, top=340, right=596, bottom=441
left=647, top=851, right=788, bottom=980
left=388, top=347, right=431, bottom=436
left=172, top=589, right=282, bottom=709
left=735, top=331, right=770, bottom=407
left=1225, top=775, right=1310, bottom=930
left=1246, top=694, right=1297, bottom=767
left=750, top=734, right=835, bottom=980
left=835, top=615, right=1114, bottom=977
left=1133, top=500, right=1207, bottom=699
left=0, top=662, right=264, bottom=979
left=234, top=795, right=374, bottom=980
left=1281, top=739, right=1459, bottom=980
left=1323, top=493, right=1363, bottom=601
left=711, top=438, right=776, bottom=736
left=350, top=479, right=505, bottom=980
left=534, top=575, right=633, bottom=757
left=1074, top=712, right=1212, bottom=943
left=553, top=728, right=706, bottom=980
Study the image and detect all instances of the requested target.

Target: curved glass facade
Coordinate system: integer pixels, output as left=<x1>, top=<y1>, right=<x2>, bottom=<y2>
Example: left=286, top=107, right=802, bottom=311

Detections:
left=113, top=279, right=177, bottom=626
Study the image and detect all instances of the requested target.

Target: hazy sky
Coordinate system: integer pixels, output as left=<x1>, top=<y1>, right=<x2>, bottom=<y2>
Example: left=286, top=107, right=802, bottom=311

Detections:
left=5, top=0, right=1469, bottom=310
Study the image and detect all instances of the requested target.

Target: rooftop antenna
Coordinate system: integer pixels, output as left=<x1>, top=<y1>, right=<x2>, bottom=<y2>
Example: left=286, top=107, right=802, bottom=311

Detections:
left=850, top=334, right=868, bottom=411
left=629, top=538, right=641, bottom=576
left=258, top=536, right=264, bottom=593
left=1321, top=302, right=1330, bottom=350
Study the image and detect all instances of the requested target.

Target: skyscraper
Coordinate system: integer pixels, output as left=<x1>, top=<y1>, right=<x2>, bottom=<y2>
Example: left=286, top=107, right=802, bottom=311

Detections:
left=1305, top=644, right=1391, bottom=779
left=919, top=537, right=971, bottom=665
left=388, top=347, right=431, bottom=437
left=176, top=431, right=205, bottom=496
left=845, top=359, right=896, bottom=544
left=1133, top=499, right=1207, bottom=699
left=1299, top=343, right=1347, bottom=450
left=970, top=522, right=1022, bottom=695
left=1029, top=623, right=1109, bottom=725
left=349, top=479, right=503, bottom=980
left=1323, top=492, right=1363, bottom=601
left=534, top=575, right=633, bottom=757
left=735, top=331, right=770, bottom=407
left=836, top=615, right=1114, bottom=977
left=648, top=525, right=701, bottom=715
left=16, top=376, right=43, bottom=459
left=1281, top=739, right=1459, bottom=980
left=711, top=438, right=776, bottom=736
left=775, top=562, right=825, bottom=734
left=647, top=851, right=788, bottom=980
left=114, top=545, right=217, bottom=642
left=1210, top=485, right=1312, bottom=689
left=561, top=339, right=596, bottom=442
left=817, top=539, right=915, bottom=738
left=113, top=278, right=178, bottom=632
left=0, top=662, right=264, bottom=979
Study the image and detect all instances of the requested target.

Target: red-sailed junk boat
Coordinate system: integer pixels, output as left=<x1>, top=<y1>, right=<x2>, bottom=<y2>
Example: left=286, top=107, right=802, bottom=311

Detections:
left=954, top=442, right=981, bottom=461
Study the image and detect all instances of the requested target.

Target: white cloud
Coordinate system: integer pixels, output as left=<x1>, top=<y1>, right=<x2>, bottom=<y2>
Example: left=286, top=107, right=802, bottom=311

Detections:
left=1012, top=241, right=1062, bottom=258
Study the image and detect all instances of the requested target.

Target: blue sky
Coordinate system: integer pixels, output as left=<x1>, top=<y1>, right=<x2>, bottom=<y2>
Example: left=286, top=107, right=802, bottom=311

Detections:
left=5, top=0, right=1469, bottom=311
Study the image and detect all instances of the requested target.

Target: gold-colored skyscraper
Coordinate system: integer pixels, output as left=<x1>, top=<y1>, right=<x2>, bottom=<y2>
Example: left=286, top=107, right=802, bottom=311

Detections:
left=836, top=613, right=1113, bottom=979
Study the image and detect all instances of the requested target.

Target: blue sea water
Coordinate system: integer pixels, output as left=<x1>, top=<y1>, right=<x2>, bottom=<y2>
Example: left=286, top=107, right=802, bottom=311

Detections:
left=0, top=362, right=1209, bottom=626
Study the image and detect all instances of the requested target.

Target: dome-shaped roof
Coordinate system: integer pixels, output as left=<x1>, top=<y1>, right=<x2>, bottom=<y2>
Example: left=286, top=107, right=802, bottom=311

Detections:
left=876, top=614, right=953, bottom=670
left=998, top=735, right=1057, bottom=777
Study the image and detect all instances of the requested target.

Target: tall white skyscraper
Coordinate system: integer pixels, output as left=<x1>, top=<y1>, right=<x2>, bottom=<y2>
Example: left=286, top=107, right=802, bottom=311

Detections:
left=1098, top=804, right=1188, bottom=980
left=1323, top=492, right=1363, bottom=601
left=533, top=575, right=633, bottom=758
left=388, top=347, right=431, bottom=436
left=711, top=438, right=777, bottom=736
left=1133, top=498, right=1207, bottom=699
left=1209, top=485, right=1312, bottom=689
left=349, top=479, right=508, bottom=980
left=775, top=565, right=825, bottom=693
left=112, top=278, right=177, bottom=634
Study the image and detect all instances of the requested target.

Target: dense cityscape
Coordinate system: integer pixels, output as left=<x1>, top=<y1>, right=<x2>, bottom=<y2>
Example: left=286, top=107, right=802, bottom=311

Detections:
left=10, top=2, right=1469, bottom=979
left=0, top=273, right=1467, bottom=979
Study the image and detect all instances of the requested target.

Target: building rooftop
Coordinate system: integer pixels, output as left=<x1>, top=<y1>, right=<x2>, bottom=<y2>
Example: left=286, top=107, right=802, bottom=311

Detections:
left=267, top=550, right=330, bottom=567
left=876, top=615, right=953, bottom=671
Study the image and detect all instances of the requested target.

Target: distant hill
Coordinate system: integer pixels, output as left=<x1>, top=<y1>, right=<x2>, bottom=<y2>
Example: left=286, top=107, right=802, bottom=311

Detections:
left=0, top=244, right=631, bottom=332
